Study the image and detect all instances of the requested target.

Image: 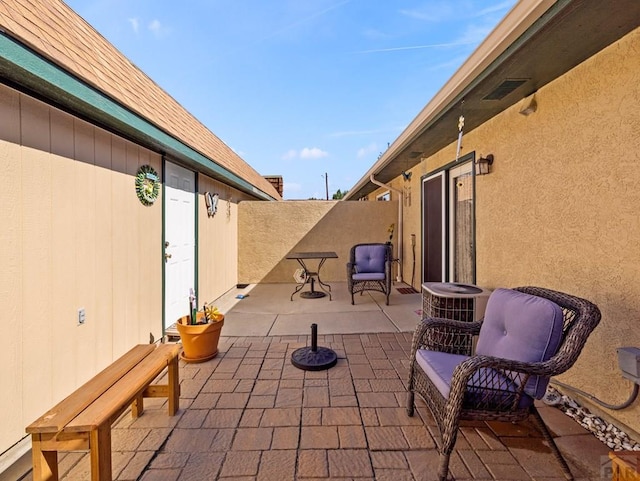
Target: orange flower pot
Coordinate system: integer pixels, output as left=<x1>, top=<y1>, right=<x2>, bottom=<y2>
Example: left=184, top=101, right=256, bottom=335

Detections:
left=175, top=312, right=224, bottom=363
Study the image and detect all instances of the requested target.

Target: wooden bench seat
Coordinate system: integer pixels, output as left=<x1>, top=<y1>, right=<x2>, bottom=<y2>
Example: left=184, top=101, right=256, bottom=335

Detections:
left=26, top=343, right=181, bottom=481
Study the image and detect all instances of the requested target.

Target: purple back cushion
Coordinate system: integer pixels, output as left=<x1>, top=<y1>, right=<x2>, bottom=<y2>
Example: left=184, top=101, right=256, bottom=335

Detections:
left=476, top=288, right=564, bottom=398
left=355, top=245, right=386, bottom=273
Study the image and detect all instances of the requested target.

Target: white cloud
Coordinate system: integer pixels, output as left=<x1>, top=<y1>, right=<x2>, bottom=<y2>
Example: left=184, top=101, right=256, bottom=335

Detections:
left=127, top=17, right=173, bottom=37
left=283, top=147, right=329, bottom=160
left=148, top=19, right=162, bottom=33
left=281, top=149, right=298, bottom=160
left=300, top=147, right=328, bottom=159
left=357, top=142, right=378, bottom=159
left=128, top=18, right=139, bottom=33
left=148, top=19, right=170, bottom=37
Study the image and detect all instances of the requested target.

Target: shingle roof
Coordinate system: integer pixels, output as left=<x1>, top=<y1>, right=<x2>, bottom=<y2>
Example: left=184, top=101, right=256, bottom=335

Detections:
left=0, top=0, right=281, bottom=200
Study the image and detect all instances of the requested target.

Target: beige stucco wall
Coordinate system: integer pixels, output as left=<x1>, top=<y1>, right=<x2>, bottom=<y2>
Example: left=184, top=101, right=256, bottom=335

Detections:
left=197, top=177, right=254, bottom=305
left=0, top=84, right=163, bottom=453
left=388, top=27, right=640, bottom=433
left=238, top=200, right=397, bottom=284
left=474, top=27, right=640, bottom=433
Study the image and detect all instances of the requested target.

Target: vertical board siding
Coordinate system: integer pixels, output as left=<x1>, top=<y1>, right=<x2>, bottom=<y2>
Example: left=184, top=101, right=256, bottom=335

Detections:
left=0, top=84, right=163, bottom=453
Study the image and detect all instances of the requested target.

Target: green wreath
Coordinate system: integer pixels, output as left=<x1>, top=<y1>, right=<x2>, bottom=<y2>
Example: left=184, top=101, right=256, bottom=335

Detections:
left=135, top=165, right=160, bottom=206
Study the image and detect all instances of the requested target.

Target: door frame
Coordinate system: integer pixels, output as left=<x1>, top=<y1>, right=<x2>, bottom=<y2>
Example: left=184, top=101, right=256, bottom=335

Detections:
left=421, top=171, right=447, bottom=283
left=162, top=157, right=199, bottom=333
left=420, top=152, right=477, bottom=285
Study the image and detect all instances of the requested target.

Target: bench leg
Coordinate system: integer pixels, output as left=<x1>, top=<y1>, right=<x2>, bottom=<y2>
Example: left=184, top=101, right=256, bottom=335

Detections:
left=168, top=355, right=180, bottom=415
left=132, top=393, right=144, bottom=418
left=31, top=435, right=58, bottom=481
left=89, top=425, right=112, bottom=481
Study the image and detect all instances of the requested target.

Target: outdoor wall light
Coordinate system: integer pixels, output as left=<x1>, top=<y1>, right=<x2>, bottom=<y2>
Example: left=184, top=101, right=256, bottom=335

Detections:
left=475, top=154, right=494, bottom=176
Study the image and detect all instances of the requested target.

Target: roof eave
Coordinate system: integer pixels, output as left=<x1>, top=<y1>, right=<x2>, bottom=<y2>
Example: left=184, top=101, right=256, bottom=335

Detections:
left=343, top=0, right=558, bottom=200
left=0, top=32, right=277, bottom=201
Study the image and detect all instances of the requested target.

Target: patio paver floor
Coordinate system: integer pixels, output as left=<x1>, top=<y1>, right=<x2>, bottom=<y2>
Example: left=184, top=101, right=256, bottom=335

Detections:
left=15, top=284, right=611, bottom=480
left=40, top=332, right=608, bottom=481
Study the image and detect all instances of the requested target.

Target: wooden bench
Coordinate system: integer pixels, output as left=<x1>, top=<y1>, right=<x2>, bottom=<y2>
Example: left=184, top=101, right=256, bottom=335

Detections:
left=26, top=343, right=181, bottom=481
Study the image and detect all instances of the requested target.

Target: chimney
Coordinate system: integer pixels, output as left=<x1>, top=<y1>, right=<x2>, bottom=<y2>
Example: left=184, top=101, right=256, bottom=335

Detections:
left=263, top=176, right=283, bottom=197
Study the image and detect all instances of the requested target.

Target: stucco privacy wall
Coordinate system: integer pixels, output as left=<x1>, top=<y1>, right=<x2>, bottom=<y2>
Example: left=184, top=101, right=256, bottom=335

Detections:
left=238, top=200, right=397, bottom=284
left=383, top=27, right=640, bottom=433
left=0, top=83, right=163, bottom=453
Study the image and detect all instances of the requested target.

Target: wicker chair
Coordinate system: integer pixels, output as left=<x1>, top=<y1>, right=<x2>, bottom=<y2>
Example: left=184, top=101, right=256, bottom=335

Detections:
left=406, top=286, right=601, bottom=481
left=346, top=243, right=392, bottom=305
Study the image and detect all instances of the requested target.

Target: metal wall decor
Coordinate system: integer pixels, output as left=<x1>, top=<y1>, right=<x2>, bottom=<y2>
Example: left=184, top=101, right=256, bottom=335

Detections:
left=205, top=192, right=219, bottom=217
left=135, top=165, right=160, bottom=206
left=226, top=197, right=233, bottom=220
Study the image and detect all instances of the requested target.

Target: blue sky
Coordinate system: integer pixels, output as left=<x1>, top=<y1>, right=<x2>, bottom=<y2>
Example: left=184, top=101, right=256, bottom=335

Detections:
left=65, top=0, right=516, bottom=199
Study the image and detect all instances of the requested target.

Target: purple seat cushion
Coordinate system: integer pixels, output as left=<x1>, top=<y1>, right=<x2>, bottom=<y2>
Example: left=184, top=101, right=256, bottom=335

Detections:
left=352, top=272, right=385, bottom=281
left=475, top=288, right=564, bottom=399
left=416, top=350, right=534, bottom=409
left=354, top=245, right=386, bottom=273
left=416, top=350, right=469, bottom=398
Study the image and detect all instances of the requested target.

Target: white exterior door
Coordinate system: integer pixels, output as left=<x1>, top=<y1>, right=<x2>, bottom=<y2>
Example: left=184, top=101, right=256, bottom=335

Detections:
left=164, top=161, right=196, bottom=330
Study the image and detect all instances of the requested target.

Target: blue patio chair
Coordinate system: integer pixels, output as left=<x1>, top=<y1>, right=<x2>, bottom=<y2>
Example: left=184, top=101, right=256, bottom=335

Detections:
left=406, top=286, right=601, bottom=481
left=346, top=243, right=392, bottom=305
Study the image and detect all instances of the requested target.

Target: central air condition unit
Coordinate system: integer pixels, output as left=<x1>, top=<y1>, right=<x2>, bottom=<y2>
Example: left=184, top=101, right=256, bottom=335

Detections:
left=422, top=282, right=492, bottom=323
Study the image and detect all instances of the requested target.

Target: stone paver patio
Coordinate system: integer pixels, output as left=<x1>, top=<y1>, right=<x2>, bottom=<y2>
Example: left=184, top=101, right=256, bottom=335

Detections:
left=30, top=332, right=609, bottom=481
left=13, top=284, right=612, bottom=480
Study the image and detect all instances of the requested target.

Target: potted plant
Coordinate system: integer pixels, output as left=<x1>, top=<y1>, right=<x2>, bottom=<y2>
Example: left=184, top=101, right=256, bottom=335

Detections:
left=176, top=301, right=224, bottom=363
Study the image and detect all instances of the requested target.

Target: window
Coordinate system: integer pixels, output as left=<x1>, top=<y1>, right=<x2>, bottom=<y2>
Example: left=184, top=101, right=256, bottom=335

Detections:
left=377, top=191, right=391, bottom=201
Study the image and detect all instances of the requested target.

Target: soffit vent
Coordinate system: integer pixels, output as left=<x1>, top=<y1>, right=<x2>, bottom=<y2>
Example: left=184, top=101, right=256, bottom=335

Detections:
left=483, top=79, right=529, bottom=100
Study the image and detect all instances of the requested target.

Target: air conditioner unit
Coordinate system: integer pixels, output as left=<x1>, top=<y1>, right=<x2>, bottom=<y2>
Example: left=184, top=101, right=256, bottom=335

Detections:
left=422, top=282, right=492, bottom=322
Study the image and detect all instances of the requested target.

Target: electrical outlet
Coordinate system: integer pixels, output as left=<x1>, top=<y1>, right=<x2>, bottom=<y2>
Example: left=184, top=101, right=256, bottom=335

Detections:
left=78, top=308, right=86, bottom=325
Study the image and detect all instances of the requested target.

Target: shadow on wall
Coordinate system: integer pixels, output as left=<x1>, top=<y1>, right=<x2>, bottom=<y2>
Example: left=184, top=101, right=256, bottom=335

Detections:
left=238, top=200, right=397, bottom=284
